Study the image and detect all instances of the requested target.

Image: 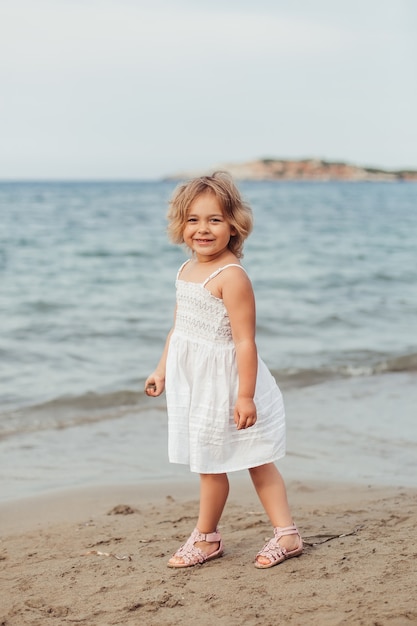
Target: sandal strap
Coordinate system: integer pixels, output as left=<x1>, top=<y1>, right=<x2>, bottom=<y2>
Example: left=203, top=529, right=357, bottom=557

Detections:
left=194, top=529, right=222, bottom=543
left=256, top=524, right=301, bottom=564
left=273, top=524, right=299, bottom=539
left=171, top=528, right=222, bottom=565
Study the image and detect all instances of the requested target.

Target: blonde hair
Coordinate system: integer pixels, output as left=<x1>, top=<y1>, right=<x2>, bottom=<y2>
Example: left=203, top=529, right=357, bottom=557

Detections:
left=167, top=172, right=253, bottom=258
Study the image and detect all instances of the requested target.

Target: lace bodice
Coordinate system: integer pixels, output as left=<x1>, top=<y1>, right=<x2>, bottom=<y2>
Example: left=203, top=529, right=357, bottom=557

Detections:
left=174, top=280, right=233, bottom=344
left=173, top=262, right=248, bottom=344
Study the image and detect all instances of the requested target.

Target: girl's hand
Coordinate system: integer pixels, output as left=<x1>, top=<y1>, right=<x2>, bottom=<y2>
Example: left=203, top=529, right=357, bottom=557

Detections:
left=144, top=373, right=165, bottom=397
left=234, top=397, right=257, bottom=430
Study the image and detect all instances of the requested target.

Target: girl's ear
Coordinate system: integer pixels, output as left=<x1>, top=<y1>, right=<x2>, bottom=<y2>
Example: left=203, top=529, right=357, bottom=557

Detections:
left=230, top=226, right=237, bottom=236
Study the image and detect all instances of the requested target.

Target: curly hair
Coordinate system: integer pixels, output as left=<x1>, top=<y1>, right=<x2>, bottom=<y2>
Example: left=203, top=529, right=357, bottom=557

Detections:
left=167, top=171, right=253, bottom=258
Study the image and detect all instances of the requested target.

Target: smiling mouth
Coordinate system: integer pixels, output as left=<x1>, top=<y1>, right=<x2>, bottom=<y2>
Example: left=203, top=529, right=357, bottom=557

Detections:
left=194, top=239, right=213, bottom=243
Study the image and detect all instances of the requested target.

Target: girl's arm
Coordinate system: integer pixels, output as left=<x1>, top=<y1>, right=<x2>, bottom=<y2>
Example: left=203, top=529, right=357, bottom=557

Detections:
left=145, top=307, right=176, bottom=397
left=222, top=269, right=258, bottom=430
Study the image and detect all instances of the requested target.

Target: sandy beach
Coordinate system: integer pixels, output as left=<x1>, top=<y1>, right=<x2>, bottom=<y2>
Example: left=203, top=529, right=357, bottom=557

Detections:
left=1, top=476, right=416, bottom=626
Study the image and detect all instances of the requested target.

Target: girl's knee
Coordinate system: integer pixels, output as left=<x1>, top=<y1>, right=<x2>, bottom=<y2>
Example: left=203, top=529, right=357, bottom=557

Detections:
left=249, top=463, right=281, bottom=482
left=249, top=464, right=265, bottom=483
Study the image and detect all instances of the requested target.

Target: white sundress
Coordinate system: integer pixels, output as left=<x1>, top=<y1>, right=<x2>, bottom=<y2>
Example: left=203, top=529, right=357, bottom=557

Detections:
left=165, top=261, right=286, bottom=474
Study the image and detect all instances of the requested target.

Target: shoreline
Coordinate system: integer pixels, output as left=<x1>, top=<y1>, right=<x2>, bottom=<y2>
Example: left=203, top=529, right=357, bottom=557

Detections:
left=0, top=476, right=415, bottom=533
left=1, top=477, right=416, bottom=625
left=1, top=371, right=416, bottom=504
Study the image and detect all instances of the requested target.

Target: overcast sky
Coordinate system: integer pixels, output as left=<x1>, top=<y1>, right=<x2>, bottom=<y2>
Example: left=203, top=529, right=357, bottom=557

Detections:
left=1, top=0, right=416, bottom=179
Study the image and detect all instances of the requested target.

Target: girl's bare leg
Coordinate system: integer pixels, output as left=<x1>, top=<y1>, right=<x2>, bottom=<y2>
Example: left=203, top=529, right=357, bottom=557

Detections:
left=168, top=473, right=229, bottom=566
left=196, top=472, right=230, bottom=533
left=249, top=463, right=299, bottom=564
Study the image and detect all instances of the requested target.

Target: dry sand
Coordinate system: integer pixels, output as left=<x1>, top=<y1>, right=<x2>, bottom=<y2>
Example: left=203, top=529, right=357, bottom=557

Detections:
left=1, top=477, right=416, bottom=626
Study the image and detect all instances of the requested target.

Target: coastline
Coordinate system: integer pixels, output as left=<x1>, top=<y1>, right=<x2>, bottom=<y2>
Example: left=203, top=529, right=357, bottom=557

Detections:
left=1, top=371, right=416, bottom=504
left=1, top=477, right=416, bottom=625
left=166, top=157, right=417, bottom=182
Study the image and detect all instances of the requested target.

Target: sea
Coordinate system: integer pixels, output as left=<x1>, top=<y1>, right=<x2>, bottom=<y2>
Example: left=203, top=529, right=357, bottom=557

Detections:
left=1, top=180, right=416, bottom=502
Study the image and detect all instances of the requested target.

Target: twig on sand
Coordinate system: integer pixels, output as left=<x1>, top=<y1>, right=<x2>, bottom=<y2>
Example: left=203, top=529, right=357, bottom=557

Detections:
left=303, top=525, right=365, bottom=547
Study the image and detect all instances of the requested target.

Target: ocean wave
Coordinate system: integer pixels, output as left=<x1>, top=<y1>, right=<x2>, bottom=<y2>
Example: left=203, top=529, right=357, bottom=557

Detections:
left=274, top=352, right=417, bottom=388
left=377, top=352, right=417, bottom=373
left=78, top=249, right=147, bottom=258
left=0, top=389, right=166, bottom=440
left=1, top=352, right=416, bottom=440
left=19, top=299, right=71, bottom=313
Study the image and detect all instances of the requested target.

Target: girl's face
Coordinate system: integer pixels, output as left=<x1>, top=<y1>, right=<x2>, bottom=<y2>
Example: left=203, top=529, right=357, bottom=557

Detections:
left=183, top=192, right=236, bottom=261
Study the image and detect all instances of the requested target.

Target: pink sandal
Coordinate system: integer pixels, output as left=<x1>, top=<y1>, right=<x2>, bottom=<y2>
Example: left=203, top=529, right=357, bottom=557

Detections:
left=167, top=528, right=224, bottom=568
left=255, top=524, right=303, bottom=569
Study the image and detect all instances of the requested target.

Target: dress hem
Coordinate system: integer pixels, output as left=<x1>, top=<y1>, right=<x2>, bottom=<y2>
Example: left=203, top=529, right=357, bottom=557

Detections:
left=169, top=452, right=286, bottom=474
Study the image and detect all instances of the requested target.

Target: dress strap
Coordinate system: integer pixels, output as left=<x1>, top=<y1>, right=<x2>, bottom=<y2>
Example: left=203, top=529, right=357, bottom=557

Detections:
left=176, top=259, right=191, bottom=280
left=202, top=264, right=248, bottom=287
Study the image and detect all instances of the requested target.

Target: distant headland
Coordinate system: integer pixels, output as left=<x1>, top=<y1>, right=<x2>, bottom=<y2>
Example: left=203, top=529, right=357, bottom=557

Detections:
left=165, top=158, right=417, bottom=182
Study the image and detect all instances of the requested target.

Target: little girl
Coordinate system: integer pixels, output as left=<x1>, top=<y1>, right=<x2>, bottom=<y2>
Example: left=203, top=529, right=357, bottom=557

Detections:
left=145, top=172, right=302, bottom=569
